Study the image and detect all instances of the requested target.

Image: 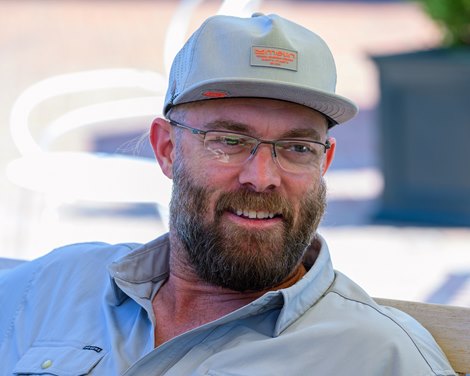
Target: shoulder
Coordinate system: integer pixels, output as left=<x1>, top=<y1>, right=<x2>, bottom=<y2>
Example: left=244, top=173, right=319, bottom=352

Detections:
left=41, top=241, right=137, bottom=268
left=306, top=271, right=454, bottom=375
left=0, top=241, right=142, bottom=372
left=0, top=241, right=140, bottom=328
left=1, top=241, right=138, bottom=282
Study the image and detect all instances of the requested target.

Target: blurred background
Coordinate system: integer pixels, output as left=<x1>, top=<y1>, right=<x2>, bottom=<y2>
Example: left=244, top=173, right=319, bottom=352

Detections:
left=1, top=0, right=469, bottom=305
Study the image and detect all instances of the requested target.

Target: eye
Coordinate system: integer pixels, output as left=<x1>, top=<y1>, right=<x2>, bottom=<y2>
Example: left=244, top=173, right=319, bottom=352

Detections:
left=291, top=144, right=311, bottom=153
left=208, top=133, right=254, bottom=149
left=221, top=136, right=243, bottom=146
left=281, top=142, right=314, bottom=154
left=205, top=132, right=254, bottom=156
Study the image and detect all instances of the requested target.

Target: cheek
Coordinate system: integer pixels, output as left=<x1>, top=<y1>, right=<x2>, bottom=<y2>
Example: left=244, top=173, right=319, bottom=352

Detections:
left=197, top=163, right=243, bottom=191
left=177, top=143, right=209, bottom=183
left=289, top=176, right=323, bottom=218
left=287, top=173, right=322, bottom=198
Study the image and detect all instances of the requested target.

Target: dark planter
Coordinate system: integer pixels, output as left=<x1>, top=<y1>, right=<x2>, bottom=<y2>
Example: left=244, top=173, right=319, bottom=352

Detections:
left=372, top=48, right=470, bottom=226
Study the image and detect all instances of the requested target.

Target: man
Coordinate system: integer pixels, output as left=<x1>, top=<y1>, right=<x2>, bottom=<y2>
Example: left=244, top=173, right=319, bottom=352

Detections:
left=0, top=13, right=455, bottom=375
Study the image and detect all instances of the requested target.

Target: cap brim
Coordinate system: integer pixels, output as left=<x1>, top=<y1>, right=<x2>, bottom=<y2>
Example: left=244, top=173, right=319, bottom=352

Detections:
left=167, top=78, right=358, bottom=125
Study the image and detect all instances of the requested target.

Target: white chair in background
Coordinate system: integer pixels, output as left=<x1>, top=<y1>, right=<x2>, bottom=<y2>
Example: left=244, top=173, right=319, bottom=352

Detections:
left=6, top=69, right=172, bottom=257
left=5, top=0, right=263, bottom=258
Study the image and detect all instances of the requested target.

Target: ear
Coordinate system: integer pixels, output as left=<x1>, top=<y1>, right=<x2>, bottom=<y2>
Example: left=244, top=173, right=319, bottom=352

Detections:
left=150, top=117, right=174, bottom=179
left=322, top=137, right=336, bottom=176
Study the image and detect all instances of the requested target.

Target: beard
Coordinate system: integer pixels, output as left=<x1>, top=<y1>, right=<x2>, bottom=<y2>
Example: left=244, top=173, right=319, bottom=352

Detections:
left=169, top=158, right=327, bottom=292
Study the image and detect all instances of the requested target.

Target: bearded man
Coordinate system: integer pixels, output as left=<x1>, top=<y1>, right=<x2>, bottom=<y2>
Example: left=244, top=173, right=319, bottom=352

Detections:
left=0, top=13, right=455, bottom=375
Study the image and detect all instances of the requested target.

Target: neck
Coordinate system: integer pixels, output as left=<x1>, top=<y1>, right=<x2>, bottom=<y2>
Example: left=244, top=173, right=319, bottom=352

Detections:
left=152, top=243, right=306, bottom=346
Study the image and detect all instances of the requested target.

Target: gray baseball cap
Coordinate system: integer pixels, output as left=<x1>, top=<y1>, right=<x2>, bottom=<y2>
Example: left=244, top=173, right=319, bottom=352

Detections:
left=164, top=13, right=358, bottom=126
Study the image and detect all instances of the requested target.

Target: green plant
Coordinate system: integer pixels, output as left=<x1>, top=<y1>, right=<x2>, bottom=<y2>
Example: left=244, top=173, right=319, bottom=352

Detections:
left=416, top=0, right=470, bottom=47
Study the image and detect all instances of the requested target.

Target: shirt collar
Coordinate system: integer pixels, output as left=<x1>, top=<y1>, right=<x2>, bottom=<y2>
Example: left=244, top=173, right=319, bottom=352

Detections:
left=274, top=234, right=335, bottom=334
left=107, top=234, right=171, bottom=305
left=107, top=232, right=335, bottom=334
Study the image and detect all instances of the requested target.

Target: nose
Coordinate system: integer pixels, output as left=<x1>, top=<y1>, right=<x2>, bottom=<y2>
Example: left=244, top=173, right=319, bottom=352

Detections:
left=238, top=143, right=281, bottom=192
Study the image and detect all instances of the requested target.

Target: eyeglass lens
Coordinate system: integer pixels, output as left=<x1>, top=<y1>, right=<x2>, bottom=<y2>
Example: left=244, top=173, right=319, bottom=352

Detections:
left=203, top=131, right=325, bottom=173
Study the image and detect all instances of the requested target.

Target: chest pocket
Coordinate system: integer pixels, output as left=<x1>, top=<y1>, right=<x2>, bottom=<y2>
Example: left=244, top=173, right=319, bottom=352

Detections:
left=13, top=344, right=105, bottom=376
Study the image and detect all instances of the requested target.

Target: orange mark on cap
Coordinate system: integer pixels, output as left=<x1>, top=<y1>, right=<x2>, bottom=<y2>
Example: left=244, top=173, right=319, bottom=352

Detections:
left=203, top=91, right=228, bottom=98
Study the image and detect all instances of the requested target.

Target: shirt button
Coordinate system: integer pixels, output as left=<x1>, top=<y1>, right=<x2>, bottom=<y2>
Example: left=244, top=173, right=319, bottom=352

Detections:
left=41, top=359, right=53, bottom=369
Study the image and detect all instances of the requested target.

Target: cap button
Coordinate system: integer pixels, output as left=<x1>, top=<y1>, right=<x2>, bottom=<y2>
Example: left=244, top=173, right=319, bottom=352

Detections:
left=251, top=12, right=265, bottom=18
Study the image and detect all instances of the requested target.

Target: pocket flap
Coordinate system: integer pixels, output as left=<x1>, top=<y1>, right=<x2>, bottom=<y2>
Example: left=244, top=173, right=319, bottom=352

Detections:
left=13, top=344, right=105, bottom=376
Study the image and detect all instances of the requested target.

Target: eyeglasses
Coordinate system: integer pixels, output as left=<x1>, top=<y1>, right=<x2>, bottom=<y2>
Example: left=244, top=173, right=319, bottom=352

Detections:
left=168, top=118, right=331, bottom=174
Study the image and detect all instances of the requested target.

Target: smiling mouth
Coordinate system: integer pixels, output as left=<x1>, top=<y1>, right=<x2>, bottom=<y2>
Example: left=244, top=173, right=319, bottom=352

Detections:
left=231, top=209, right=281, bottom=220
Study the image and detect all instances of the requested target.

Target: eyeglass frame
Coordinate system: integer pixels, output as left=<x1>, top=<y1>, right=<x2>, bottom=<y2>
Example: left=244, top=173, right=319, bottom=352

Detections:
left=166, top=116, right=331, bottom=172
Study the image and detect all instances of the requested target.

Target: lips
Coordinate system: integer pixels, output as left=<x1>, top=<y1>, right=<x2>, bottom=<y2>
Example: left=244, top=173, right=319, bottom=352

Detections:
left=233, top=209, right=279, bottom=219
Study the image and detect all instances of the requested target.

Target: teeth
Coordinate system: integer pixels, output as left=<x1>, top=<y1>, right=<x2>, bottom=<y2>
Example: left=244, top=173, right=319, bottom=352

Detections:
left=235, top=209, right=277, bottom=219
left=257, top=211, right=267, bottom=219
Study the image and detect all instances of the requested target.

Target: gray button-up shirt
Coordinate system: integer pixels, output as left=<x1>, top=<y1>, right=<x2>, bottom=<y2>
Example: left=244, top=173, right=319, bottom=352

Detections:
left=0, top=234, right=455, bottom=375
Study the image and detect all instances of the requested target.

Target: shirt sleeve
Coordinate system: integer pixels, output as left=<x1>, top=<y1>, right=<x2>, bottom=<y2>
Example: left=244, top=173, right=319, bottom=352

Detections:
left=0, top=259, right=40, bottom=346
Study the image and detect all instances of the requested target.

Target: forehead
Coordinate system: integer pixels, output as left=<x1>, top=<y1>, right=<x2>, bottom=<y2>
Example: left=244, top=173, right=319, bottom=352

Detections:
left=175, top=98, right=328, bottom=137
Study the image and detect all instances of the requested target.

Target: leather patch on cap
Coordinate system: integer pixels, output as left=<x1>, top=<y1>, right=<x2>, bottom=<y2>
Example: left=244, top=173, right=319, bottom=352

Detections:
left=251, top=46, right=298, bottom=71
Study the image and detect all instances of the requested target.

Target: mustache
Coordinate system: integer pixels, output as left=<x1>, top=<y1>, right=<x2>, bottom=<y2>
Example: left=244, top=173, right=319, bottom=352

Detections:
left=215, top=189, right=294, bottom=223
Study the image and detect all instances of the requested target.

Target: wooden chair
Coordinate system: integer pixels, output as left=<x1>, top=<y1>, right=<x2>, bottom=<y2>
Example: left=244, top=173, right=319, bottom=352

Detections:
left=375, top=298, right=470, bottom=375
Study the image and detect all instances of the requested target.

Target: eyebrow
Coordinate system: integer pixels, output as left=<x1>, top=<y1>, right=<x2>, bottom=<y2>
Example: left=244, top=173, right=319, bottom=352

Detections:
left=204, top=120, right=323, bottom=141
left=282, top=128, right=322, bottom=141
left=204, top=120, right=248, bottom=133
